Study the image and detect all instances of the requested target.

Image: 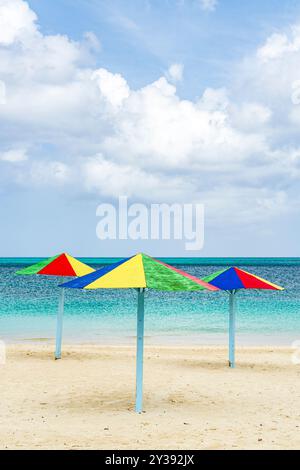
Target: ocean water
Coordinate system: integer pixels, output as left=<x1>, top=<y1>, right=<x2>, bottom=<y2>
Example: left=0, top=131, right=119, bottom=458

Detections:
left=0, top=258, right=299, bottom=346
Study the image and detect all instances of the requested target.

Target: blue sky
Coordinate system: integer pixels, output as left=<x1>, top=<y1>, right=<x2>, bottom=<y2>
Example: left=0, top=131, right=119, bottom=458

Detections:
left=1, top=0, right=300, bottom=257
left=29, top=0, right=299, bottom=96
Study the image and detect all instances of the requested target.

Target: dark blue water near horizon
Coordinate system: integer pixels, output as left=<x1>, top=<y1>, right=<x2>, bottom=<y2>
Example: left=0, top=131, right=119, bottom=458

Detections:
left=1, top=257, right=299, bottom=266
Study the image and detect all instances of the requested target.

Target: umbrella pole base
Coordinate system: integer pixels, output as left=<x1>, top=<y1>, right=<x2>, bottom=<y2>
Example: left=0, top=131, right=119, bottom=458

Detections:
left=135, top=288, right=145, bottom=414
left=55, top=287, right=64, bottom=361
left=228, top=290, right=236, bottom=369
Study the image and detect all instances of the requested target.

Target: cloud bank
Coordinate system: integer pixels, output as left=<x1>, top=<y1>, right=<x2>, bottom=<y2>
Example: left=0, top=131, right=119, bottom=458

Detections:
left=0, top=0, right=300, bottom=229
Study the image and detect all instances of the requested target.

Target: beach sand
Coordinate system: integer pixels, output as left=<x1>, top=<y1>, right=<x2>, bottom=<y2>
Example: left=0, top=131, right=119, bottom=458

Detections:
left=0, top=344, right=300, bottom=450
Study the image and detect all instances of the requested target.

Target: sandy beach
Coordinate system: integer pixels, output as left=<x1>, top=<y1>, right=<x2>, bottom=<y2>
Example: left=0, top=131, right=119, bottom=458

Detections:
left=0, top=343, right=300, bottom=450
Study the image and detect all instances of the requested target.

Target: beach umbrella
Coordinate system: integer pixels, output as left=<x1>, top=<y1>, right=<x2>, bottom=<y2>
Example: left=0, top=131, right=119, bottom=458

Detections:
left=16, top=253, right=94, bottom=359
left=60, top=253, right=218, bottom=413
left=202, top=267, right=284, bottom=368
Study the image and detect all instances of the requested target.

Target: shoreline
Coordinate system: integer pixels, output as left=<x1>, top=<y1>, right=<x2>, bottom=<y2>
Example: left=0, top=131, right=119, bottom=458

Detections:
left=1, top=343, right=300, bottom=449
left=4, top=342, right=294, bottom=351
left=1, top=331, right=298, bottom=347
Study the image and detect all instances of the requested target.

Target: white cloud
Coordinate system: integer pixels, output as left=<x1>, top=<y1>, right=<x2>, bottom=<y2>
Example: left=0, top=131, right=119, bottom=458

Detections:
left=31, top=161, right=70, bottom=185
left=17, top=160, right=71, bottom=187
left=0, top=0, right=37, bottom=46
left=0, top=80, right=5, bottom=104
left=0, top=0, right=300, bottom=227
left=82, top=155, right=186, bottom=200
left=0, top=148, right=27, bottom=162
left=180, top=0, right=218, bottom=12
left=99, top=78, right=267, bottom=176
left=199, top=87, right=229, bottom=111
left=167, top=63, right=184, bottom=82
left=91, top=68, right=130, bottom=108
left=83, top=31, right=101, bottom=52
left=236, top=23, right=300, bottom=110
left=199, top=0, right=218, bottom=12
left=230, top=102, right=272, bottom=131
left=257, top=26, right=300, bottom=62
left=204, top=187, right=290, bottom=226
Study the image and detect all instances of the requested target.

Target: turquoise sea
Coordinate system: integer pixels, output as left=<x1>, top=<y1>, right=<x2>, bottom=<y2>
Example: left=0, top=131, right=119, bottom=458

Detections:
left=0, top=258, right=299, bottom=346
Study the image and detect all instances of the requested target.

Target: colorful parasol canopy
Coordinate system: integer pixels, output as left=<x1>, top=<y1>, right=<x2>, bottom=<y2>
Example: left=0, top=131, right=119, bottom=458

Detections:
left=60, top=253, right=218, bottom=291
left=202, top=267, right=284, bottom=291
left=16, top=253, right=94, bottom=277
left=16, top=253, right=94, bottom=360
left=202, top=266, right=283, bottom=369
left=60, top=253, right=218, bottom=412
